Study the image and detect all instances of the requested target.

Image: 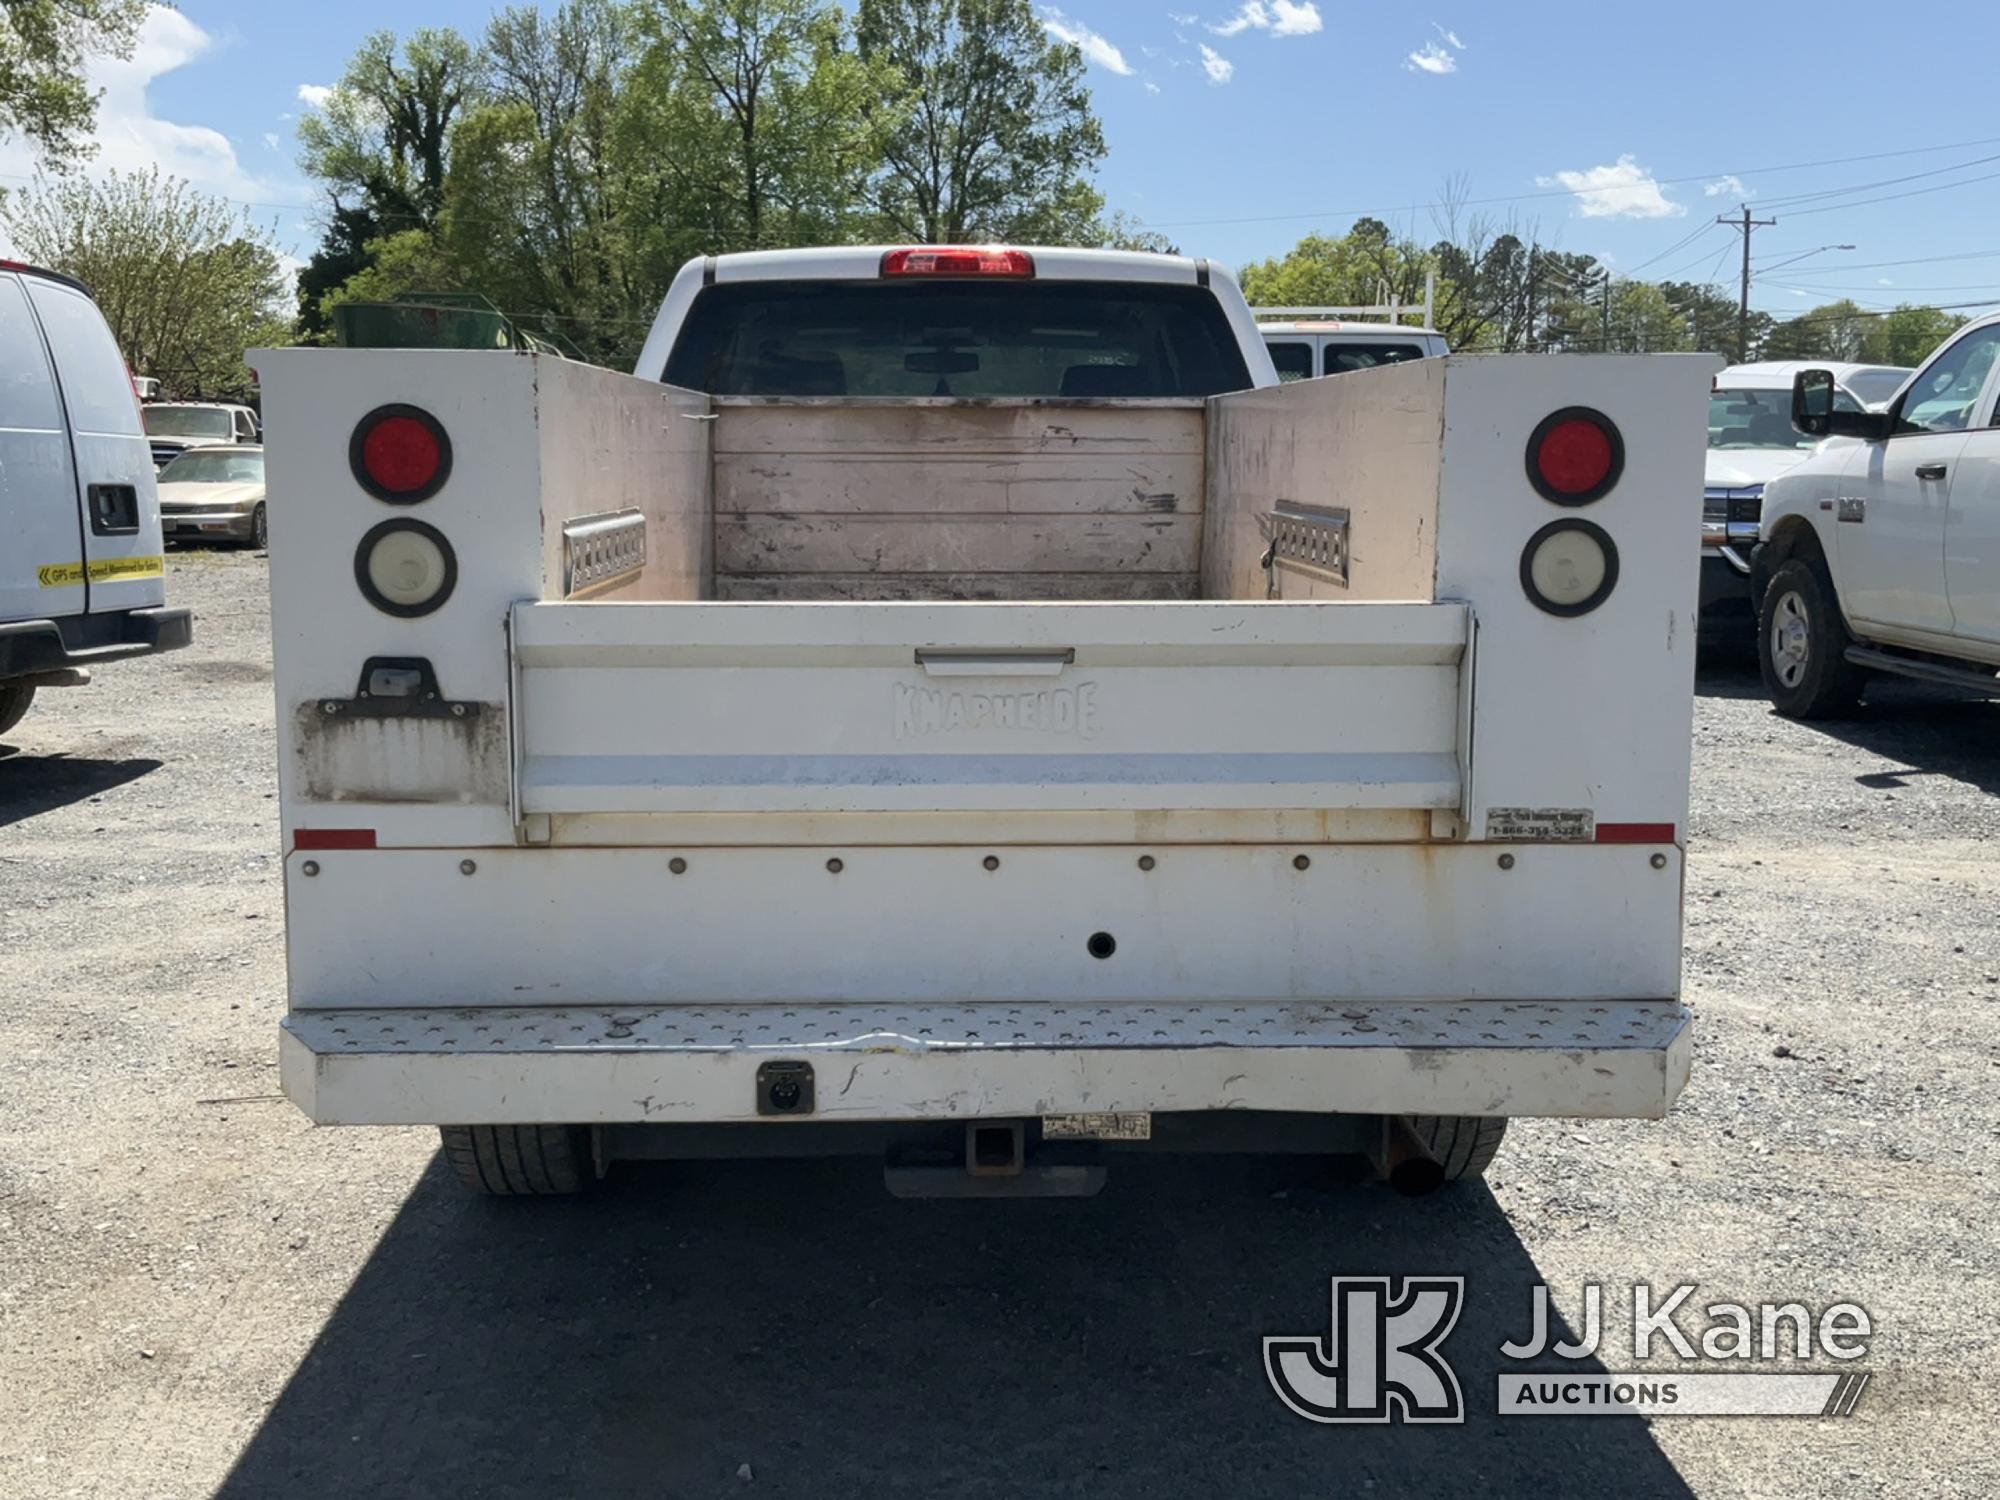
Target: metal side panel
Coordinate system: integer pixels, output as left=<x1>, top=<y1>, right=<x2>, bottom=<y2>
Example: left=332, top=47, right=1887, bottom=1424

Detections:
left=510, top=600, right=1467, bottom=816
left=279, top=998, right=1691, bottom=1126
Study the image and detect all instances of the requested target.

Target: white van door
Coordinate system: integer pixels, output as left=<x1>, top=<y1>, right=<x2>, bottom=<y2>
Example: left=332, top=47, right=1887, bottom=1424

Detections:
left=0, top=272, right=85, bottom=626
left=25, top=275, right=164, bottom=614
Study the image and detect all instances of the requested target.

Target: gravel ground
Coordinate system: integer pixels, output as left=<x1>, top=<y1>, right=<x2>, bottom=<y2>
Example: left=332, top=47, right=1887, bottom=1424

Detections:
left=1, top=551, right=1996, bottom=1500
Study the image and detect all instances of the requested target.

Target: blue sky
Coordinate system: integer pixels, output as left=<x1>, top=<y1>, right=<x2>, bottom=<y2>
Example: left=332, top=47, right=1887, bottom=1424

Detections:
left=9, top=1, right=2000, bottom=320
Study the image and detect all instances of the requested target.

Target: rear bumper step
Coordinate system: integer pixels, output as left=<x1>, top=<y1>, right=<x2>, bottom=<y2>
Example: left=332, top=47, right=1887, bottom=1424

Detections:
left=279, top=999, right=1692, bottom=1126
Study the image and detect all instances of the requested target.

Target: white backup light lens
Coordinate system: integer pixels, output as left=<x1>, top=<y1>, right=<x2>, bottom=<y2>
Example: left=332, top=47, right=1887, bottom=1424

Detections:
left=1529, top=528, right=1607, bottom=606
left=367, top=528, right=447, bottom=607
left=354, top=519, right=457, bottom=617
left=1520, top=518, right=1618, bottom=617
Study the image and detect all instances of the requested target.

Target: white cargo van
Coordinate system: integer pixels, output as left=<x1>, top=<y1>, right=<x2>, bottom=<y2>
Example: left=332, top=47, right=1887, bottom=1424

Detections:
left=0, top=261, right=191, bottom=737
left=255, top=245, right=1708, bottom=1198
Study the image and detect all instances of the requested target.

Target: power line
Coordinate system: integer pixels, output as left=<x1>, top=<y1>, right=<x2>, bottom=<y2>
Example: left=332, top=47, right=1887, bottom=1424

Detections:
left=1783, top=166, right=2000, bottom=219
left=1623, top=221, right=1723, bottom=275
left=1754, top=246, right=2000, bottom=272
left=1748, top=151, right=2000, bottom=212
left=1146, top=132, right=2000, bottom=230
left=1755, top=280, right=2000, bottom=295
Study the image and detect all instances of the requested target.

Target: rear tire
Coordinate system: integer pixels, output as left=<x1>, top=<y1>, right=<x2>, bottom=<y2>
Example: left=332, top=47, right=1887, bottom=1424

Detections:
left=0, top=682, right=34, bottom=738
left=441, top=1124, right=594, bottom=1196
left=1410, top=1115, right=1507, bottom=1181
left=1759, top=557, right=1864, bottom=718
left=245, top=502, right=268, bottom=551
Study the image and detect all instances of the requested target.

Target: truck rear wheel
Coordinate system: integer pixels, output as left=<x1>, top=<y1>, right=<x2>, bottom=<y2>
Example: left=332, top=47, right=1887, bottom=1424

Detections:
left=1411, top=1115, right=1507, bottom=1181
left=1759, top=558, right=1864, bottom=718
left=440, top=1124, right=594, bottom=1196
left=0, top=682, right=34, bottom=738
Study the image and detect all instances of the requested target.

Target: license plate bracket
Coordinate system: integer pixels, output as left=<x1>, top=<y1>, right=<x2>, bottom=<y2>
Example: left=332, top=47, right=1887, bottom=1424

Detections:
left=1041, top=1111, right=1151, bottom=1141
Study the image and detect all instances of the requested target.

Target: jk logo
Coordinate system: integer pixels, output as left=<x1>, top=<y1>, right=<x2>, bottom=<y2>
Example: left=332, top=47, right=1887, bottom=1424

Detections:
left=1265, top=1277, right=1466, bottom=1424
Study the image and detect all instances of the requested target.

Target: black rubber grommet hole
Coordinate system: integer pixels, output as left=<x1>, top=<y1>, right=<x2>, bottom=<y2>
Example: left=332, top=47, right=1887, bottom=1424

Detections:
left=1087, top=931, right=1117, bottom=960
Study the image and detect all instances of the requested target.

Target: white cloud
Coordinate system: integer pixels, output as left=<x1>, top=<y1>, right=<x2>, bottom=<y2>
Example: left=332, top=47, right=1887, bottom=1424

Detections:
left=1407, top=23, right=1466, bottom=73
left=1210, top=2, right=1322, bottom=38
left=0, top=8, right=296, bottom=213
left=296, top=83, right=333, bottom=109
left=262, top=131, right=281, bottom=152
left=1143, top=80, right=1162, bottom=94
left=1877, top=277, right=1894, bottom=286
left=1703, top=174, right=1750, bottom=199
left=1536, top=155, right=1685, bottom=219
left=1405, top=42, right=1457, bottom=74
left=1041, top=9, right=1133, bottom=74
left=1199, top=44, right=1235, bottom=83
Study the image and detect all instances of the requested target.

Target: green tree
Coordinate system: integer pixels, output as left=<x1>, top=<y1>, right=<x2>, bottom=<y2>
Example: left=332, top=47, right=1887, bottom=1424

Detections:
left=635, top=0, right=883, bottom=249
left=0, top=0, right=147, bottom=167
left=1867, top=304, right=1962, bottom=367
left=1238, top=220, right=1432, bottom=314
left=1763, top=299, right=1874, bottom=362
left=2, top=168, right=290, bottom=399
left=443, top=0, right=643, bottom=361
left=298, top=28, right=482, bottom=231
left=1656, top=280, right=1764, bottom=358
left=296, top=27, right=481, bottom=332
left=856, top=0, right=1103, bottom=243
left=316, top=229, right=467, bottom=320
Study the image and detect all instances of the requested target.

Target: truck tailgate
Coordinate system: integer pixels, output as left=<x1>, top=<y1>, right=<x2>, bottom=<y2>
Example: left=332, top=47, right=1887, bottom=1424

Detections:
left=511, top=600, right=1468, bottom=817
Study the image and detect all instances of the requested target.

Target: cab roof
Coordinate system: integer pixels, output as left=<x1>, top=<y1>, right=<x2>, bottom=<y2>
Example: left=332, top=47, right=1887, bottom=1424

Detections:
left=702, top=244, right=1213, bottom=287
left=0, top=258, right=91, bottom=297
left=1715, top=360, right=1909, bottom=390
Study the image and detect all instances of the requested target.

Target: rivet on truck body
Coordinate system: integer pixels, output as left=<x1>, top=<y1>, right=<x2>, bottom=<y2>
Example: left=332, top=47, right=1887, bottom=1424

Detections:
left=1650, top=853, right=1668, bottom=869
left=983, top=855, right=1000, bottom=871
left=450, top=703, right=467, bottom=717
left=1293, top=854, right=1311, bottom=871
left=669, top=857, right=688, bottom=875
left=1497, top=853, right=1516, bottom=870
left=301, top=861, right=320, bottom=877
left=826, top=857, right=844, bottom=874
left=1137, top=855, right=1156, bottom=871
left=459, top=859, right=477, bottom=876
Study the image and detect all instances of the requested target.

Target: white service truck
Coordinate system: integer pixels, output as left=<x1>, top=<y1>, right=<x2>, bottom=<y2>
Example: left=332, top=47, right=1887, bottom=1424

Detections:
left=259, top=245, right=1711, bottom=1198
left=1756, top=317, right=2000, bottom=715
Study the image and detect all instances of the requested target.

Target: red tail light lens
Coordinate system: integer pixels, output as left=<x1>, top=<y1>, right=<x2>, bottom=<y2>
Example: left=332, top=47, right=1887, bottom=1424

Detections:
left=880, top=247, right=1035, bottom=278
left=350, top=404, right=452, bottom=503
left=1526, top=407, right=1623, bottom=505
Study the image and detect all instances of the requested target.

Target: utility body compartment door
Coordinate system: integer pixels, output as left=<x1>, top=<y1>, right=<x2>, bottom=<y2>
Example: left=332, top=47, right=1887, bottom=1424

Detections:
left=511, top=600, right=1468, bottom=820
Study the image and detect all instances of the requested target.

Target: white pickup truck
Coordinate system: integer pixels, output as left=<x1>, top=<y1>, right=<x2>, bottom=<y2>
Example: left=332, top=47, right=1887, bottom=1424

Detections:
left=257, top=245, right=1710, bottom=1198
left=1757, top=314, right=2000, bottom=715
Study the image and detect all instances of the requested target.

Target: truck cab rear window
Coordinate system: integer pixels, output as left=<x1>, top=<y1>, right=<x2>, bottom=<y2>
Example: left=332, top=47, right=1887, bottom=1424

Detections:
left=1325, top=342, right=1426, bottom=375
left=664, top=280, right=1252, bottom=399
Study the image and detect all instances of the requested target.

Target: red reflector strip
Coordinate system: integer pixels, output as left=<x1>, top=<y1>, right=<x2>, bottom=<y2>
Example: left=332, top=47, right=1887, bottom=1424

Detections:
left=880, top=247, right=1034, bottom=278
left=295, top=828, right=377, bottom=850
left=1596, top=822, right=1676, bottom=844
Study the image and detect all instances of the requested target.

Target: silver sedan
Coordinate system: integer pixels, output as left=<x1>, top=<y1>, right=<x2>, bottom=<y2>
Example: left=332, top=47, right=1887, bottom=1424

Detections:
left=156, top=445, right=267, bottom=548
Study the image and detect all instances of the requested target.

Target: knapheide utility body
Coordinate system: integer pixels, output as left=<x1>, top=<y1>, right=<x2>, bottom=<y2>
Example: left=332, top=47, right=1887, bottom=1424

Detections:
left=259, top=246, right=1711, bottom=1196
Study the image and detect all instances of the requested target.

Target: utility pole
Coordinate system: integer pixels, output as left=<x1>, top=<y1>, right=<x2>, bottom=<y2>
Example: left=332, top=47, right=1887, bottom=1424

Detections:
left=1600, top=271, right=1612, bottom=349
left=1719, top=205, right=1777, bottom=363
